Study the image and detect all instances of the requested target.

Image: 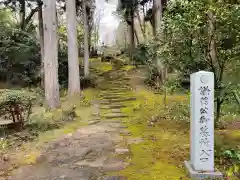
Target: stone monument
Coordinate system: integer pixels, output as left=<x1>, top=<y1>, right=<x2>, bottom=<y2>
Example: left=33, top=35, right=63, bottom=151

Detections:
left=184, top=71, right=223, bottom=179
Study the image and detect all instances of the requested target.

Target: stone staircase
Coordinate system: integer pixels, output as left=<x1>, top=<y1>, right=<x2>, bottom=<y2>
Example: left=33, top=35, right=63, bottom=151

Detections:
left=95, top=71, right=135, bottom=122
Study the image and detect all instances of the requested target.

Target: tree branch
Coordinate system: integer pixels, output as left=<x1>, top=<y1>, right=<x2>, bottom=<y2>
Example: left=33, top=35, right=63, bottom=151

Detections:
left=24, top=6, right=40, bottom=29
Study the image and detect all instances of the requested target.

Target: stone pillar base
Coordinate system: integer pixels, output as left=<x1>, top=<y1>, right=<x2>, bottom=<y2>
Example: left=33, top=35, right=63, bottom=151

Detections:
left=184, top=161, right=223, bottom=179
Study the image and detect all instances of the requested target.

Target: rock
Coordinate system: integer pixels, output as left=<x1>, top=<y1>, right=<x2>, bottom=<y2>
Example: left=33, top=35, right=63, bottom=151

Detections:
left=127, top=137, right=144, bottom=145
left=101, top=176, right=126, bottom=180
left=111, top=109, right=121, bottom=113
left=100, top=93, right=126, bottom=97
left=3, top=154, right=9, bottom=162
left=115, top=148, right=129, bottom=154
left=108, top=124, right=127, bottom=129
left=103, top=96, right=123, bottom=100
left=102, top=162, right=129, bottom=172
left=108, top=97, right=136, bottom=103
left=36, top=154, right=46, bottom=163
left=64, top=133, right=72, bottom=138
left=100, top=104, right=126, bottom=109
left=88, top=120, right=101, bottom=125
left=103, top=113, right=127, bottom=119
left=120, top=130, right=132, bottom=136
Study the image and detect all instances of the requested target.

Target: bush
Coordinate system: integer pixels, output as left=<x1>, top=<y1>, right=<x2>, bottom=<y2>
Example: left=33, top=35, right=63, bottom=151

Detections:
left=26, top=106, right=76, bottom=132
left=0, top=26, right=41, bottom=87
left=0, top=89, right=37, bottom=124
left=133, top=44, right=152, bottom=65
left=80, top=76, right=97, bottom=90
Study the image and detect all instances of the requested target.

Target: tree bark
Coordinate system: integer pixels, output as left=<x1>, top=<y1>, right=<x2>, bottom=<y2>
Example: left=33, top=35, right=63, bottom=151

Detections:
left=208, top=11, right=221, bottom=123
left=20, top=0, right=26, bottom=30
left=129, top=9, right=135, bottom=64
left=38, top=1, right=44, bottom=88
left=153, top=0, right=164, bottom=84
left=66, top=0, right=81, bottom=96
left=83, top=0, right=89, bottom=77
left=88, top=28, right=92, bottom=53
left=143, top=4, right=146, bottom=40
left=134, top=28, right=140, bottom=45
left=124, top=25, right=127, bottom=49
left=43, top=0, right=60, bottom=108
left=136, top=8, right=146, bottom=42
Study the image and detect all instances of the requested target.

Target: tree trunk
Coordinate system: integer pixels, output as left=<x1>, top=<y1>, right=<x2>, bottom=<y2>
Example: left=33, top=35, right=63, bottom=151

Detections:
left=153, top=0, right=164, bottom=84
left=129, top=9, right=135, bottom=64
left=20, top=0, right=26, bottom=30
left=43, top=0, right=60, bottom=108
left=66, top=0, right=81, bottom=96
left=83, top=0, right=89, bottom=77
left=134, top=28, right=140, bottom=45
left=88, top=28, right=92, bottom=53
left=143, top=4, right=146, bottom=40
left=124, top=24, right=127, bottom=49
left=216, top=98, right=221, bottom=124
left=38, top=1, right=44, bottom=88
left=208, top=11, right=221, bottom=123
left=136, top=8, right=146, bottom=42
left=208, top=11, right=217, bottom=66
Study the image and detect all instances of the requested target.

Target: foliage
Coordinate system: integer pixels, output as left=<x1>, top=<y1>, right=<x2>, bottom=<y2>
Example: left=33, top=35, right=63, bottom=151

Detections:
left=0, top=89, right=36, bottom=106
left=133, top=43, right=152, bottom=65
left=149, top=0, right=240, bottom=122
left=58, top=24, right=84, bottom=51
left=0, top=89, right=37, bottom=124
left=80, top=76, right=97, bottom=90
left=0, top=9, right=41, bottom=87
left=0, top=0, right=42, bottom=30
left=223, top=149, right=240, bottom=163
left=220, top=149, right=240, bottom=178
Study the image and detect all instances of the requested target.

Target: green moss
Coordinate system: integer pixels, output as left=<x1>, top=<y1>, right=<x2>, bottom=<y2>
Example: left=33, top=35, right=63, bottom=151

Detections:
left=116, top=88, right=190, bottom=179
left=121, top=65, right=135, bottom=71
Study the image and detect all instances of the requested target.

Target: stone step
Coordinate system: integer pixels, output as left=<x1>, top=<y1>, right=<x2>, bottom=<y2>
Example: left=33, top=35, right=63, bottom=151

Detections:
left=100, top=89, right=128, bottom=93
left=111, top=109, right=121, bottom=113
left=108, top=97, right=136, bottom=103
left=100, top=104, right=126, bottom=109
left=108, top=86, right=129, bottom=89
left=103, top=96, right=124, bottom=100
left=100, top=92, right=127, bottom=96
left=103, top=120, right=122, bottom=123
left=109, top=88, right=129, bottom=91
left=103, top=113, right=128, bottom=119
left=108, top=82, right=130, bottom=86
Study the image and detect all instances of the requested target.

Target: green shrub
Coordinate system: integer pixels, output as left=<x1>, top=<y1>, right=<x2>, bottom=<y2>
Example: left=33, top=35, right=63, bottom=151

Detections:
left=0, top=26, right=41, bottom=87
left=133, top=43, right=152, bottom=65
left=0, top=89, right=36, bottom=123
left=80, top=76, right=97, bottom=90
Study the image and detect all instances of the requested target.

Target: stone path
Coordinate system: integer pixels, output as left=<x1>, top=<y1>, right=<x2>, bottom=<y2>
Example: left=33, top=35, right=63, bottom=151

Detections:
left=8, top=67, right=139, bottom=180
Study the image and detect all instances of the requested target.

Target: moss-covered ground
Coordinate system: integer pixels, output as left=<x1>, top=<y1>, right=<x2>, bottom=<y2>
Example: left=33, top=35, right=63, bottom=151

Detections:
left=105, top=67, right=239, bottom=179
left=1, top=58, right=239, bottom=179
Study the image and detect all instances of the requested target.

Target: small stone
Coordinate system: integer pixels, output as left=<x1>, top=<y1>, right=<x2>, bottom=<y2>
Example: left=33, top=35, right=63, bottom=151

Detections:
left=88, top=120, right=100, bottom=125
left=127, top=137, right=144, bottom=145
left=59, top=142, right=66, bottom=147
left=3, top=154, right=9, bottom=161
left=60, top=175, right=66, bottom=179
left=104, top=113, right=127, bottom=119
left=36, top=154, right=46, bottom=163
left=101, top=175, right=126, bottom=180
left=115, top=148, right=129, bottom=154
left=111, top=109, right=121, bottom=113
left=65, top=133, right=72, bottom=138
left=102, top=162, right=129, bottom=172
left=120, top=130, right=132, bottom=136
